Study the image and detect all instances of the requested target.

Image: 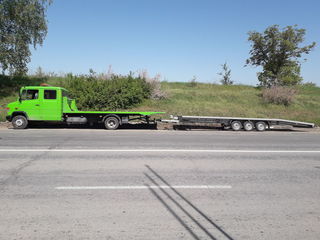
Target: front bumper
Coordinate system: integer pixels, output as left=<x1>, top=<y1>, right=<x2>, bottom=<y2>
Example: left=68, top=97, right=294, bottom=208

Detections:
left=6, top=115, right=12, bottom=122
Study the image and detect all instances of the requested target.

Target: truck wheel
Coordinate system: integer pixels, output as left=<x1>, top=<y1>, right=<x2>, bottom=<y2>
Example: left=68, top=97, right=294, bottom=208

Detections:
left=231, top=121, right=242, bottom=131
left=243, top=121, right=254, bottom=131
left=104, top=117, right=120, bottom=130
left=255, top=121, right=267, bottom=131
left=12, top=115, right=28, bottom=129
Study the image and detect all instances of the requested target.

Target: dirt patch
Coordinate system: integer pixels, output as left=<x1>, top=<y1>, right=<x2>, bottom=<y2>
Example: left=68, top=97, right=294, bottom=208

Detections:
left=291, top=126, right=320, bottom=133
left=0, top=121, right=11, bottom=129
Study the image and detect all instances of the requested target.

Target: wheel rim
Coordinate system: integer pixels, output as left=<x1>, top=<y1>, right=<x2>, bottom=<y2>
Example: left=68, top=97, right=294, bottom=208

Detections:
left=107, top=120, right=116, bottom=128
left=245, top=122, right=253, bottom=131
left=232, top=122, right=241, bottom=130
left=257, top=123, right=265, bottom=131
left=15, top=119, right=24, bottom=127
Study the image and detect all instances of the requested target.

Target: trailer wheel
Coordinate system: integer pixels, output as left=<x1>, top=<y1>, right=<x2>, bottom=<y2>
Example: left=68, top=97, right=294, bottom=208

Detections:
left=255, top=121, right=267, bottom=131
left=231, top=121, right=242, bottom=131
left=12, top=115, right=28, bottom=129
left=243, top=121, right=254, bottom=131
left=104, top=117, right=120, bottom=130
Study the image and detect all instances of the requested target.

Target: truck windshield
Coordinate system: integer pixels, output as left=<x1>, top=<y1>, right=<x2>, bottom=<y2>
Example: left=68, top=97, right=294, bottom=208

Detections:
left=21, top=89, right=39, bottom=100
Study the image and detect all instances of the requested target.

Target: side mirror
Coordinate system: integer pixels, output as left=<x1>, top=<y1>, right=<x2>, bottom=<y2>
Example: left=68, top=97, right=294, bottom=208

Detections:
left=18, top=91, right=22, bottom=102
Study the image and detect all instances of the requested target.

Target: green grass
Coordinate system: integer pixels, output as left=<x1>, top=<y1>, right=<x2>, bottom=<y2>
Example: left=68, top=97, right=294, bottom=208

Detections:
left=1, top=76, right=320, bottom=126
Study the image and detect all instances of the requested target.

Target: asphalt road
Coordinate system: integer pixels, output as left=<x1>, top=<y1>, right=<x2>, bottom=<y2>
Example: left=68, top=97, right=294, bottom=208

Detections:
left=0, top=129, right=319, bottom=239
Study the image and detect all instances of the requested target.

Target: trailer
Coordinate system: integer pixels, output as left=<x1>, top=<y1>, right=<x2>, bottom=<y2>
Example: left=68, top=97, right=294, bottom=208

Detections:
left=162, top=115, right=315, bottom=131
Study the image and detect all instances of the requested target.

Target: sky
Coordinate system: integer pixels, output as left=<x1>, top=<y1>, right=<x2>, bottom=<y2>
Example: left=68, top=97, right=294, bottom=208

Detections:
left=29, top=0, right=320, bottom=85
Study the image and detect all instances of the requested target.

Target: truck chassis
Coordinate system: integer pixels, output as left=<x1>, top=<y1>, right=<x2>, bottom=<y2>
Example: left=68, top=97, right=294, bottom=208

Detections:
left=63, top=112, right=152, bottom=130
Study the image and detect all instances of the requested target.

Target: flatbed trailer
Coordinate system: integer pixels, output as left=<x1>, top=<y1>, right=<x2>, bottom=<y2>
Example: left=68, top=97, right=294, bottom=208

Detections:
left=167, top=115, right=315, bottom=131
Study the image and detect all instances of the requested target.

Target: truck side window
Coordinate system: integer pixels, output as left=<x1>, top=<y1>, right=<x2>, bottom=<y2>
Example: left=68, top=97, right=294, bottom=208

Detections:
left=21, top=89, right=39, bottom=100
left=44, top=90, right=57, bottom=99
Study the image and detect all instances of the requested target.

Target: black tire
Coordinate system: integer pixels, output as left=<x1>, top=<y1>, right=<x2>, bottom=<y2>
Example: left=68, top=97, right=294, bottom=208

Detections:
left=243, top=121, right=254, bottom=131
left=255, top=121, right=267, bottom=131
left=231, top=121, right=242, bottom=131
left=12, top=115, right=28, bottom=129
left=104, top=117, right=120, bottom=130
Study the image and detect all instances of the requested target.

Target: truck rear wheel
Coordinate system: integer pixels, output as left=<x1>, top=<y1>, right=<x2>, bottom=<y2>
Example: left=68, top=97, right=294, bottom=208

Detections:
left=231, top=121, right=242, bottom=131
left=255, top=121, right=267, bottom=131
left=12, top=115, right=28, bottom=129
left=243, top=121, right=254, bottom=131
left=104, top=117, right=120, bottom=130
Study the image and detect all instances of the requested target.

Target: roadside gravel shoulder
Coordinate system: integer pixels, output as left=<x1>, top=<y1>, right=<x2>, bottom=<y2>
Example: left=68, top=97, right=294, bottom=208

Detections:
left=0, top=121, right=11, bottom=130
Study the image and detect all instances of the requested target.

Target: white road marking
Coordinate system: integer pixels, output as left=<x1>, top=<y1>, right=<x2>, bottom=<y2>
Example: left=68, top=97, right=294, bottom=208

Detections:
left=55, top=185, right=232, bottom=190
left=0, top=149, right=319, bottom=153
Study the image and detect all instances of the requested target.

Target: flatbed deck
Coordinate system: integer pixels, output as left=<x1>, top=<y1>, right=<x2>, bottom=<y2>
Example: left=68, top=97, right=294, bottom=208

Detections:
left=63, top=111, right=163, bottom=115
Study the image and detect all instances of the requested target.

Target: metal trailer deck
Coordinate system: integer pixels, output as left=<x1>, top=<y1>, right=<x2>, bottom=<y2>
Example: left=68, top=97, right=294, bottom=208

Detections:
left=165, top=115, right=315, bottom=131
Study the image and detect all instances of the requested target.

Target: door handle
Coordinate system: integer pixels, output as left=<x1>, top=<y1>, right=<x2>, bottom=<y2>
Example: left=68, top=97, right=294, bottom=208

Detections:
left=35, top=104, right=40, bottom=106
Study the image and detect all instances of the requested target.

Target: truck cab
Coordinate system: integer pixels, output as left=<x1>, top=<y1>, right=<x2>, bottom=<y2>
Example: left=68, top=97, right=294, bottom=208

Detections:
left=6, top=86, right=74, bottom=128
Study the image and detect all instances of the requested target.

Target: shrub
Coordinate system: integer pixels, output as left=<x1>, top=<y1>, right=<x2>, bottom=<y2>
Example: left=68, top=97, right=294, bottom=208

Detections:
left=188, top=76, right=197, bottom=87
left=262, top=86, right=297, bottom=106
left=61, top=74, right=151, bottom=110
left=303, top=82, right=317, bottom=87
left=0, top=74, right=46, bottom=98
left=138, top=71, right=168, bottom=100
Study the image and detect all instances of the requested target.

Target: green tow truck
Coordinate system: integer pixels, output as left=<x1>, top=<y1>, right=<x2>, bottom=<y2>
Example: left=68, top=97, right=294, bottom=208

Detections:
left=5, top=86, right=163, bottom=129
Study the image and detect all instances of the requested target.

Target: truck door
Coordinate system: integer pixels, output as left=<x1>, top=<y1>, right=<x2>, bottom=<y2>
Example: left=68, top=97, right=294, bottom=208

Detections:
left=20, top=89, right=41, bottom=120
left=41, top=89, right=62, bottom=121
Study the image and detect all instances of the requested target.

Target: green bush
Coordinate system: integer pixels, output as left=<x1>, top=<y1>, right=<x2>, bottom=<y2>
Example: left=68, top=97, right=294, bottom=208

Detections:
left=61, top=74, right=151, bottom=110
left=0, top=74, right=46, bottom=98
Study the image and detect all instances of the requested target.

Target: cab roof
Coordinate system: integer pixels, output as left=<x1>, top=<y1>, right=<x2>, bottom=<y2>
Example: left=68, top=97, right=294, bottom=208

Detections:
left=21, top=86, right=68, bottom=91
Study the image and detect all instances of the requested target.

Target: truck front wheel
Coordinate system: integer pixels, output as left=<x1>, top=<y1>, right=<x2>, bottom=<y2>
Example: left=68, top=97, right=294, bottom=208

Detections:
left=12, top=115, right=28, bottom=129
left=104, top=117, right=120, bottom=130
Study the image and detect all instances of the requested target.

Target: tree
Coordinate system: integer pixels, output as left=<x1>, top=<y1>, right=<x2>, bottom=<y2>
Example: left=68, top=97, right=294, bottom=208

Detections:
left=34, top=66, right=45, bottom=77
left=246, top=25, right=316, bottom=87
left=0, top=0, right=51, bottom=75
left=218, top=62, right=233, bottom=85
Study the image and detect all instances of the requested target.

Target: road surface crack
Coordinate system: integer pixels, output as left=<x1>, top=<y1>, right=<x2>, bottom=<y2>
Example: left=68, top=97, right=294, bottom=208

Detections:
left=0, top=136, right=72, bottom=191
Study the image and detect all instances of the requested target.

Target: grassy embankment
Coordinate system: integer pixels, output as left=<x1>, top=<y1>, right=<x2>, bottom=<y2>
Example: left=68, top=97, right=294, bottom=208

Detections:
left=131, top=82, right=320, bottom=125
left=1, top=76, right=320, bottom=125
